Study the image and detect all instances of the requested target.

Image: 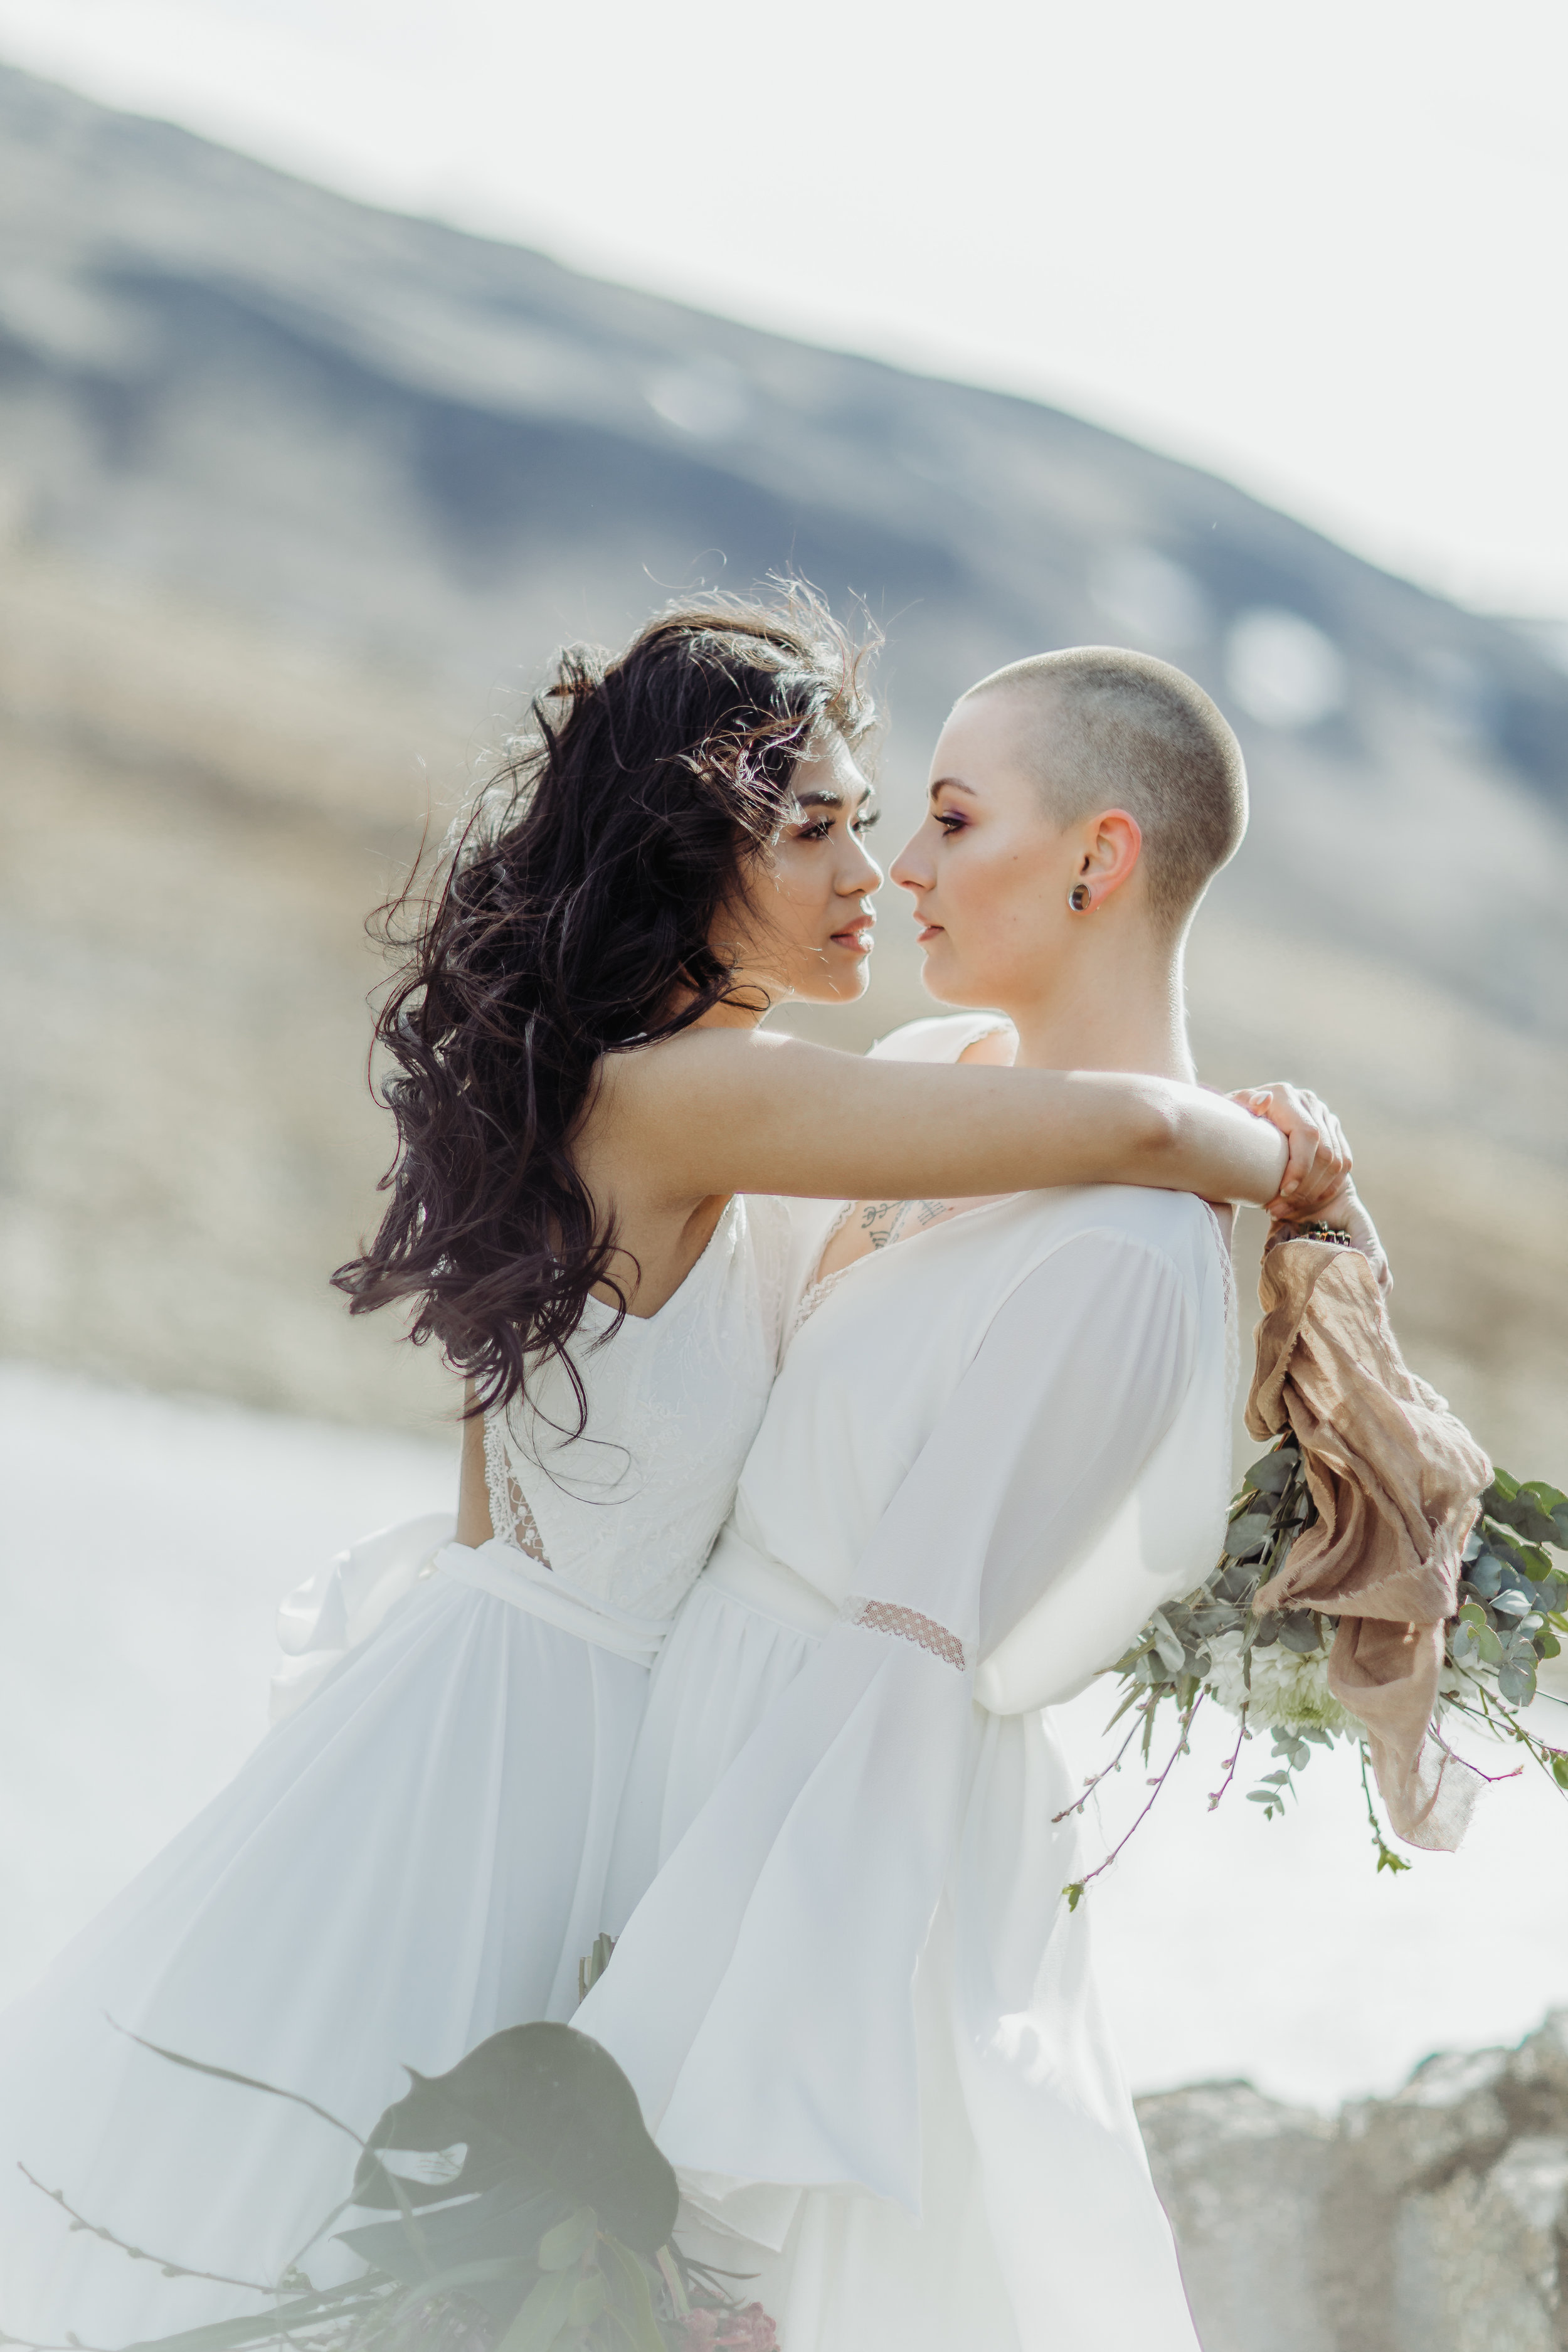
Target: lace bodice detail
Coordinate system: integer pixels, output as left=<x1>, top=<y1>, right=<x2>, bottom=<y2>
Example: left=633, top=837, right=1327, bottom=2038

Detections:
left=788, top=1201, right=856, bottom=1341
left=481, top=1195, right=794, bottom=1624
left=483, top=1417, right=552, bottom=1563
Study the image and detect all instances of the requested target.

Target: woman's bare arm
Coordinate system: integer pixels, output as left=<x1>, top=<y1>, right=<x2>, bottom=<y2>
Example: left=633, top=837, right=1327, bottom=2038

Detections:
left=593, top=1027, right=1312, bottom=1212
left=456, top=1391, right=494, bottom=1545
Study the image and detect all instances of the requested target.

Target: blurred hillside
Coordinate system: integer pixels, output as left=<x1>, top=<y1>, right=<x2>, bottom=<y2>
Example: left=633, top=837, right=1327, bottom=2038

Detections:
left=1, top=61, right=1565, bottom=1461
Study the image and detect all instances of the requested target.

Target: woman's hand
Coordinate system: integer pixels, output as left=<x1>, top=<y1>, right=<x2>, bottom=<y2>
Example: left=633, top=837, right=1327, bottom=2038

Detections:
left=1231, top=1084, right=1352, bottom=1220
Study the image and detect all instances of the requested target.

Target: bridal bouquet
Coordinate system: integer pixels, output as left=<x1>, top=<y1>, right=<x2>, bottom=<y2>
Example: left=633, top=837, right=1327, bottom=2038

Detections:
left=1062, top=1449, right=1568, bottom=1897
left=17, top=2021, right=777, bottom=2352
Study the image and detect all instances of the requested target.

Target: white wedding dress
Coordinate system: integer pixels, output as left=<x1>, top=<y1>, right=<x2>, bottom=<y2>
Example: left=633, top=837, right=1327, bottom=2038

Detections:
left=0, top=1192, right=792, bottom=2343
left=581, top=1025, right=1235, bottom=2351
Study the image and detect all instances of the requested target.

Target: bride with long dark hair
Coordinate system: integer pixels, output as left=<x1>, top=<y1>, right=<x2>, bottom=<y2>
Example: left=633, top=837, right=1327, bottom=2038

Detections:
left=0, top=590, right=1344, bottom=2338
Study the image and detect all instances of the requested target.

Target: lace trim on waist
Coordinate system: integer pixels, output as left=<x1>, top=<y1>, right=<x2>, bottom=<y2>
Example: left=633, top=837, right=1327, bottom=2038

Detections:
left=842, top=1595, right=970, bottom=1672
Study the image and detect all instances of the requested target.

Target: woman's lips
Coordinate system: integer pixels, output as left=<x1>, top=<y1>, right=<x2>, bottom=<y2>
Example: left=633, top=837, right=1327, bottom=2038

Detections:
left=831, top=919, right=875, bottom=955
left=915, top=921, right=943, bottom=945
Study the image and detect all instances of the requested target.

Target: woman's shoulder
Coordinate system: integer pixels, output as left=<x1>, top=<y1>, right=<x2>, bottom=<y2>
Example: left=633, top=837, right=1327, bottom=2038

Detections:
left=586, top=1023, right=788, bottom=1130
left=867, top=1011, right=1015, bottom=1066
left=982, top=1182, right=1220, bottom=1286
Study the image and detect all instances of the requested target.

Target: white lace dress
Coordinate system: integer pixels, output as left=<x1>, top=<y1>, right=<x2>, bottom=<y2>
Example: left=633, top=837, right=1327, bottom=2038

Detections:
left=0, top=1194, right=792, bottom=2343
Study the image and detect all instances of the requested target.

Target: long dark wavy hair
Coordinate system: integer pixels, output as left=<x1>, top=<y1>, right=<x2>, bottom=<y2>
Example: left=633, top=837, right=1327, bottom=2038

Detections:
left=333, top=586, right=877, bottom=1426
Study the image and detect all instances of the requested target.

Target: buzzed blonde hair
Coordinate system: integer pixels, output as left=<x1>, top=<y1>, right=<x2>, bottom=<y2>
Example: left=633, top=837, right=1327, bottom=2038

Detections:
left=961, top=647, right=1248, bottom=932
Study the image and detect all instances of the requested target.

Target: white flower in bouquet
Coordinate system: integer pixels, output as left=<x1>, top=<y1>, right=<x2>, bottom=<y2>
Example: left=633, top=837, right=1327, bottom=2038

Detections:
left=1202, top=1628, right=1359, bottom=1736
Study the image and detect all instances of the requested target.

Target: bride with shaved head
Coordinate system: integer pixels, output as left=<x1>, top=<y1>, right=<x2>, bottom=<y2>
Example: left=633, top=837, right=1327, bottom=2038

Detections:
left=580, top=645, right=1385, bottom=2351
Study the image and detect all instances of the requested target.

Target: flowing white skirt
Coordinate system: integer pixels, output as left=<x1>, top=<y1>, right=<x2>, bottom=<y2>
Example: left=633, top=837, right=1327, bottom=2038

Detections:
left=0, top=1569, right=648, bottom=2344
left=599, top=1572, right=1201, bottom=2352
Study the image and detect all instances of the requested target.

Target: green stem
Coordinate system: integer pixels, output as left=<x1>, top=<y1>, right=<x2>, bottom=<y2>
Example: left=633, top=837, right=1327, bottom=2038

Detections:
left=1207, top=1712, right=1249, bottom=1811
left=15, top=2164, right=273, bottom=2296
left=1358, top=1744, right=1411, bottom=1873
left=1063, top=1696, right=1203, bottom=1906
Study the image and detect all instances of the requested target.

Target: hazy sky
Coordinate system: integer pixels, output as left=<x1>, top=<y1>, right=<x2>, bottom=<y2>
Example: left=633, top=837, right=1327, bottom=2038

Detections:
left=4, top=0, right=1565, bottom=617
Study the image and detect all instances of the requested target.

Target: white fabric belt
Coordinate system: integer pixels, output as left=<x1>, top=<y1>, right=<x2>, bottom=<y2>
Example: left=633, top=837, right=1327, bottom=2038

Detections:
left=433, top=1540, right=672, bottom=1667
left=702, top=1527, right=839, bottom=1638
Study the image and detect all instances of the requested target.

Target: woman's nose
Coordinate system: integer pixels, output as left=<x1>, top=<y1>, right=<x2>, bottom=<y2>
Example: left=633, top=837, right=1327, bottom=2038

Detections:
left=889, top=831, right=931, bottom=891
left=841, top=834, right=884, bottom=894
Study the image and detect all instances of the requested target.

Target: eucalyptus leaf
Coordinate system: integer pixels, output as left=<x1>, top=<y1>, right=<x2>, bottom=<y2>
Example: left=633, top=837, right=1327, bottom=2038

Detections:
left=1485, top=1476, right=1560, bottom=1547
left=1245, top=1451, right=1297, bottom=1494
left=1225, top=1513, right=1274, bottom=1559
left=1467, top=1555, right=1504, bottom=1601
left=1498, top=1661, right=1537, bottom=1705
left=1278, top=1614, right=1324, bottom=1655
left=1149, top=1612, right=1185, bottom=1675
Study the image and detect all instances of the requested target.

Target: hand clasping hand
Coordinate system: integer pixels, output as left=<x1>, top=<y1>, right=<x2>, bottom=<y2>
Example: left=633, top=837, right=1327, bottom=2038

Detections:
left=1232, top=1083, right=1391, bottom=1295
left=1232, top=1084, right=1350, bottom=1219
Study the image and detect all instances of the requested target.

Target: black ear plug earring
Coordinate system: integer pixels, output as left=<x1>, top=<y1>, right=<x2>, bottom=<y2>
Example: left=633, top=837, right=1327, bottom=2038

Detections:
left=1068, top=882, right=1093, bottom=913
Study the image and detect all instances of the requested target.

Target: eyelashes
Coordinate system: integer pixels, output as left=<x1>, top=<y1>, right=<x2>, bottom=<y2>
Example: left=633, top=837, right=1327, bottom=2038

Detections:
left=795, top=808, right=880, bottom=843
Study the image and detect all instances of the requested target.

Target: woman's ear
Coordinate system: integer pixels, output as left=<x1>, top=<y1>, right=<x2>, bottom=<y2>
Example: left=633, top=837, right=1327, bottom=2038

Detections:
left=1074, top=808, right=1143, bottom=909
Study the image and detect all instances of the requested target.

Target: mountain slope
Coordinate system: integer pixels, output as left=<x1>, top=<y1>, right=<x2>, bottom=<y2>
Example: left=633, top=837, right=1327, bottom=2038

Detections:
left=0, top=60, right=1564, bottom=1465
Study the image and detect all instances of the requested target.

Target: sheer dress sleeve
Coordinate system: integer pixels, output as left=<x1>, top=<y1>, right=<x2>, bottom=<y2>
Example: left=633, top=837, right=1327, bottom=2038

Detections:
left=838, top=1229, right=1195, bottom=1710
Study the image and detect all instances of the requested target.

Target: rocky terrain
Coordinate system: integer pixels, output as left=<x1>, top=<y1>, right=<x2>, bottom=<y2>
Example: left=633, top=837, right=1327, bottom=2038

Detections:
left=1143, top=2011, right=1568, bottom=2351
left=0, top=60, right=1565, bottom=1465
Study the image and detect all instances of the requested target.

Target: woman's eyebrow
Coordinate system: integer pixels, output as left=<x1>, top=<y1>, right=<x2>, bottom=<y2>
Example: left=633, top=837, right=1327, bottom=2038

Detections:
left=928, top=776, right=978, bottom=802
left=793, top=787, right=844, bottom=811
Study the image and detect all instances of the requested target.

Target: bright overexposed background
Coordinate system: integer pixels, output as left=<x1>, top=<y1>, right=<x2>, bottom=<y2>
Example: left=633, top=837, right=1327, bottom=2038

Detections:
left=0, top=0, right=1564, bottom=622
